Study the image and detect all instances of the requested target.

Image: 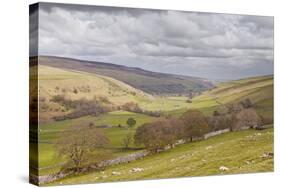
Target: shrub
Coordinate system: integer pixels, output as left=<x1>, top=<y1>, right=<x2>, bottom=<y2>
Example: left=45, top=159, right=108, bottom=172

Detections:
left=240, top=98, right=254, bottom=108
left=122, top=102, right=142, bottom=113
left=73, top=88, right=78, bottom=94
left=186, top=99, right=192, bottom=103
left=51, top=95, right=65, bottom=103
left=127, top=117, right=136, bottom=128
left=213, top=110, right=220, bottom=116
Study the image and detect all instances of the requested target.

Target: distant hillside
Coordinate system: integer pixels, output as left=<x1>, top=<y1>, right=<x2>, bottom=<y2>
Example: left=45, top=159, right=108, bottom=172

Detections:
left=205, top=75, right=273, bottom=105
left=188, top=75, right=273, bottom=118
left=38, top=56, right=214, bottom=95
left=35, top=65, right=195, bottom=123
left=35, top=65, right=154, bottom=123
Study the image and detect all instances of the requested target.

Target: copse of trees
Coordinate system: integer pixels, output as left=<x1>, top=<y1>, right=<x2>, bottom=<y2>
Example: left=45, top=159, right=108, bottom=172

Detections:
left=52, top=95, right=113, bottom=121
left=55, top=124, right=109, bottom=173
left=121, top=102, right=162, bottom=117
left=208, top=98, right=262, bottom=131
left=134, top=98, right=265, bottom=154
left=134, top=110, right=213, bottom=153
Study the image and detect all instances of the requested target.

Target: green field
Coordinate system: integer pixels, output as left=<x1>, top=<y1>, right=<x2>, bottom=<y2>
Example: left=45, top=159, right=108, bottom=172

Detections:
left=48, top=128, right=273, bottom=185
left=37, top=110, right=161, bottom=175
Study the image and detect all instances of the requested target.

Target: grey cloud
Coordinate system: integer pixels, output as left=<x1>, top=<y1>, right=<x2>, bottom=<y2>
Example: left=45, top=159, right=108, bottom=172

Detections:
left=37, top=3, right=274, bottom=80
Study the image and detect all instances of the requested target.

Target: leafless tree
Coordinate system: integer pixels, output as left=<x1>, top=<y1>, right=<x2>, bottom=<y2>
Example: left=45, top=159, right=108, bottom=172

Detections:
left=234, top=108, right=260, bottom=130
left=180, top=109, right=209, bottom=141
left=55, top=124, right=109, bottom=173
left=122, top=132, right=133, bottom=149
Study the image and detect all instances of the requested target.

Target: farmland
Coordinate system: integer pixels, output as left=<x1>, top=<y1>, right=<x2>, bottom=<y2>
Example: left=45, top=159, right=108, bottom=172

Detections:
left=30, top=61, right=273, bottom=185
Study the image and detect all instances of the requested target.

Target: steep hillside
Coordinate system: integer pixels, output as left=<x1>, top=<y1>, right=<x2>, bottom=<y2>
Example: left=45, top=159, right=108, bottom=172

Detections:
left=38, top=56, right=214, bottom=95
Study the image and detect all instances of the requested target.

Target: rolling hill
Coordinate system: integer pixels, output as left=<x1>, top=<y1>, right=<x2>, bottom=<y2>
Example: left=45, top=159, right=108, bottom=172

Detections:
left=35, top=65, right=193, bottom=123
left=170, top=75, right=274, bottom=118
left=37, top=56, right=214, bottom=95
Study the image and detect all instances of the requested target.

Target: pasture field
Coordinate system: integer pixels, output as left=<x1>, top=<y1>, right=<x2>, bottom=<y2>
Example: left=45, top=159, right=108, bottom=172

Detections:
left=48, top=128, right=273, bottom=185
left=37, top=110, right=159, bottom=175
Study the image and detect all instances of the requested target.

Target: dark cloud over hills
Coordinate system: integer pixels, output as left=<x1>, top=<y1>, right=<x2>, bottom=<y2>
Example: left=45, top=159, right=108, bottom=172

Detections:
left=34, top=3, right=273, bottom=80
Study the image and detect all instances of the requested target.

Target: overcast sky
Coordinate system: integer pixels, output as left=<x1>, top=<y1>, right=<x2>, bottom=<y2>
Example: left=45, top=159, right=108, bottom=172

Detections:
left=34, top=3, right=274, bottom=80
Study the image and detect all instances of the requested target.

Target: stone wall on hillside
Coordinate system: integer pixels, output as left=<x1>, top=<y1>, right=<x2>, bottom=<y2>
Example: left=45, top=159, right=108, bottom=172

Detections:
left=204, top=128, right=230, bottom=139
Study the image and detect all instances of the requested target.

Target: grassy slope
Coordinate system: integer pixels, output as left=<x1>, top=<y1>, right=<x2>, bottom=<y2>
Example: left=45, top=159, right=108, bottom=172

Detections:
left=169, top=75, right=273, bottom=117
left=38, top=65, right=152, bottom=103
left=37, top=65, right=193, bottom=122
left=49, top=128, right=273, bottom=185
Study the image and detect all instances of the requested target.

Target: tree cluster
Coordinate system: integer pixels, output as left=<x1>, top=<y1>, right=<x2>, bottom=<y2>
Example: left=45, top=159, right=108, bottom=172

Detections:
left=52, top=95, right=113, bottom=121
left=120, top=102, right=162, bottom=117
left=134, top=99, right=263, bottom=153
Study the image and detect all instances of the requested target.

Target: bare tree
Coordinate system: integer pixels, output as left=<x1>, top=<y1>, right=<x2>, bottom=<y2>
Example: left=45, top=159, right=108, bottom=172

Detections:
left=134, top=119, right=181, bottom=153
left=122, top=133, right=133, bottom=149
left=180, top=109, right=209, bottom=141
left=55, top=124, right=109, bottom=173
left=234, top=108, right=260, bottom=130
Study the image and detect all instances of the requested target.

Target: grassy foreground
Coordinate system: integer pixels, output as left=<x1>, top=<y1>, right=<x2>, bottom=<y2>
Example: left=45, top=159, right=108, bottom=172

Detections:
left=48, top=128, right=273, bottom=185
